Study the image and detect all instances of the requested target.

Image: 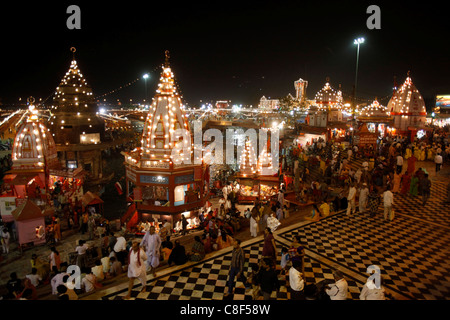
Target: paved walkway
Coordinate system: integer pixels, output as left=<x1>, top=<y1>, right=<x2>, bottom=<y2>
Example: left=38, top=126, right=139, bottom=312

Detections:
left=1, top=159, right=449, bottom=300
left=88, top=178, right=450, bottom=301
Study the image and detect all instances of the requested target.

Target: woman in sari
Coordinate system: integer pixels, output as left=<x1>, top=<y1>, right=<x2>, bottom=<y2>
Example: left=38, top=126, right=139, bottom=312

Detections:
left=407, top=154, right=417, bottom=175
left=409, top=172, right=419, bottom=197
left=392, top=171, right=402, bottom=193
left=419, top=146, right=426, bottom=161
left=262, top=227, right=277, bottom=267
left=400, top=171, right=411, bottom=195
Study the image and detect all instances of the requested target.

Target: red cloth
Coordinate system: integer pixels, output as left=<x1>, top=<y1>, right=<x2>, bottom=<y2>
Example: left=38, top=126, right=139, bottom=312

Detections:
left=128, top=248, right=141, bottom=266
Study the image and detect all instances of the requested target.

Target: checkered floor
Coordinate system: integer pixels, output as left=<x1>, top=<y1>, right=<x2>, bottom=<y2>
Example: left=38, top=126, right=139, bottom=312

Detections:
left=393, top=181, right=450, bottom=226
left=279, top=201, right=450, bottom=300
left=96, top=166, right=450, bottom=301
left=101, top=239, right=370, bottom=301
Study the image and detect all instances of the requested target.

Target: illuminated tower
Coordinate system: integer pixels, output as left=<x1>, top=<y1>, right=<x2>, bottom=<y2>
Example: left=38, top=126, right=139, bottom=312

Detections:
left=294, top=78, right=308, bottom=102
left=9, top=97, right=59, bottom=199
left=122, top=51, right=209, bottom=224
left=47, top=48, right=107, bottom=179
left=387, top=72, right=427, bottom=133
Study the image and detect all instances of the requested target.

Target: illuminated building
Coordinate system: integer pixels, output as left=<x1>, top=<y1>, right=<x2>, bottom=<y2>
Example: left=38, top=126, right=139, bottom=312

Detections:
left=303, top=78, right=349, bottom=143
left=387, top=72, right=427, bottom=138
left=121, top=51, right=209, bottom=229
left=357, top=98, right=393, bottom=137
left=8, top=97, right=59, bottom=201
left=47, top=48, right=108, bottom=181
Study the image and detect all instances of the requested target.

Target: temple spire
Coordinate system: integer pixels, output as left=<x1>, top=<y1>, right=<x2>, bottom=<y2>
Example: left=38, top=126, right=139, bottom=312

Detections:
left=165, top=50, right=170, bottom=68
left=71, top=47, right=76, bottom=61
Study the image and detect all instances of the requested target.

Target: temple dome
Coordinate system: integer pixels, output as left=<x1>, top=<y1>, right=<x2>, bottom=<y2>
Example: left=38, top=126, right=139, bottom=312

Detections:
left=12, top=98, right=58, bottom=170
left=52, top=48, right=96, bottom=112
left=139, top=51, right=191, bottom=167
left=387, top=73, right=427, bottom=131
left=314, top=79, right=345, bottom=111
left=47, top=48, right=105, bottom=145
left=360, top=99, right=390, bottom=118
left=387, top=74, right=426, bottom=116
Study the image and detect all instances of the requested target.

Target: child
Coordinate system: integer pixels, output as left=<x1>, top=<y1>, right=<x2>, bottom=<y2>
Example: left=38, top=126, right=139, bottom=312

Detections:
left=280, top=247, right=290, bottom=275
left=245, top=263, right=260, bottom=300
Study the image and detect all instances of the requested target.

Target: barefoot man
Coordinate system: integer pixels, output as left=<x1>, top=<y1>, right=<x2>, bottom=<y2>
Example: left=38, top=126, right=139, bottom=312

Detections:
left=123, top=241, right=147, bottom=299
left=140, top=226, right=161, bottom=277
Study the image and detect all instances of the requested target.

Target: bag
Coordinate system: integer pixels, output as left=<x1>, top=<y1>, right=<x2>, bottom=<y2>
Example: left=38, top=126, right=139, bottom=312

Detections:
left=390, top=209, right=395, bottom=221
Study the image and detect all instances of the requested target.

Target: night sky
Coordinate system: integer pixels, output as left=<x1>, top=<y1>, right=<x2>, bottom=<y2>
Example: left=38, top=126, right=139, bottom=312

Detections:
left=0, top=1, right=448, bottom=109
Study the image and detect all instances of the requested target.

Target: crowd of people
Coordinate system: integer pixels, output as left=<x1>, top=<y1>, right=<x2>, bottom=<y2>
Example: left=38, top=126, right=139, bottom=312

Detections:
left=1, top=127, right=449, bottom=300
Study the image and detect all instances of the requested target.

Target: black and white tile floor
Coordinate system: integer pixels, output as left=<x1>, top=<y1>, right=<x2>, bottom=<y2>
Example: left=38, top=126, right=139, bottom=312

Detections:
left=91, top=180, right=449, bottom=301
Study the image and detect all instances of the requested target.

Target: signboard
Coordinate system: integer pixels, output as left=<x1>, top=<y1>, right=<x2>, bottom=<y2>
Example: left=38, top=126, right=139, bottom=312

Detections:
left=175, top=174, right=194, bottom=184
left=126, top=170, right=137, bottom=183
left=0, top=197, right=16, bottom=222
left=139, top=175, right=169, bottom=184
left=436, top=95, right=450, bottom=109
left=356, top=133, right=377, bottom=146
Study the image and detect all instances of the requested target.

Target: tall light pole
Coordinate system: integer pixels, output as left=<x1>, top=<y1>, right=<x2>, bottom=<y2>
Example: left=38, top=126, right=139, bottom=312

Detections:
left=353, top=37, right=364, bottom=97
left=352, top=37, right=364, bottom=140
left=143, top=73, right=149, bottom=104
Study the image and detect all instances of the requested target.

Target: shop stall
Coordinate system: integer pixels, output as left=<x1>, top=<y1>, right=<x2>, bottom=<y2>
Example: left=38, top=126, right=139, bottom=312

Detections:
left=11, top=199, right=52, bottom=252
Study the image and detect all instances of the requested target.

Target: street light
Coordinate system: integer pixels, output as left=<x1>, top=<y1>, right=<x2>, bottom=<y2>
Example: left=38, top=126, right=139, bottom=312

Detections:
left=353, top=37, right=364, bottom=94
left=143, top=73, right=149, bottom=103
left=352, top=37, right=364, bottom=139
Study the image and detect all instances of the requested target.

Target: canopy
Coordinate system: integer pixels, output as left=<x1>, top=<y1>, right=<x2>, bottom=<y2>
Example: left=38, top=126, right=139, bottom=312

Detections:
left=81, top=191, right=104, bottom=207
left=10, top=174, right=40, bottom=186
left=11, top=199, right=49, bottom=221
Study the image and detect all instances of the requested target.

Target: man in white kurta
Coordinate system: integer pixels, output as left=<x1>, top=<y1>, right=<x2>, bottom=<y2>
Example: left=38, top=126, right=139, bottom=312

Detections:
left=140, top=226, right=161, bottom=276
left=359, top=183, right=369, bottom=213
left=346, top=184, right=357, bottom=215
left=222, top=185, right=229, bottom=201
left=123, top=242, right=147, bottom=299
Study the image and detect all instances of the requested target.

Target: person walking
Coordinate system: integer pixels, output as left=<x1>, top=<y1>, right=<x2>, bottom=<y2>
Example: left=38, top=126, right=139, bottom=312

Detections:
left=53, top=219, right=62, bottom=243
left=257, top=258, right=280, bottom=300
left=435, top=153, right=443, bottom=175
left=49, top=246, right=61, bottom=271
left=367, top=185, right=380, bottom=217
left=383, top=187, right=394, bottom=221
left=359, top=183, right=369, bottom=213
left=87, top=216, right=95, bottom=240
left=420, top=173, right=432, bottom=206
left=140, top=226, right=161, bottom=277
left=396, top=153, right=403, bottom=174
left=1, top=227, right=10, bottom=255
left=80, top=211, right=89, bottom=235
left=225, top=238, right=245, bottom=298
left=262, top=227, right=277, bottom=267
left=289, top=260, right=305, bottom=300
left=113, top=233, right=127, bottom=265
left=400, top=170, right=411, bottom=195
left=250, top=211, right=259, bottom=238
left=346, top=183, right=357, bottom=215
left=181, top=214, right=188, bottom=236
left=409, top=171, right=419, bottom=197
left=123, top=241, right=148, bottom=300
left=75, top=240, right=88, bottom=269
